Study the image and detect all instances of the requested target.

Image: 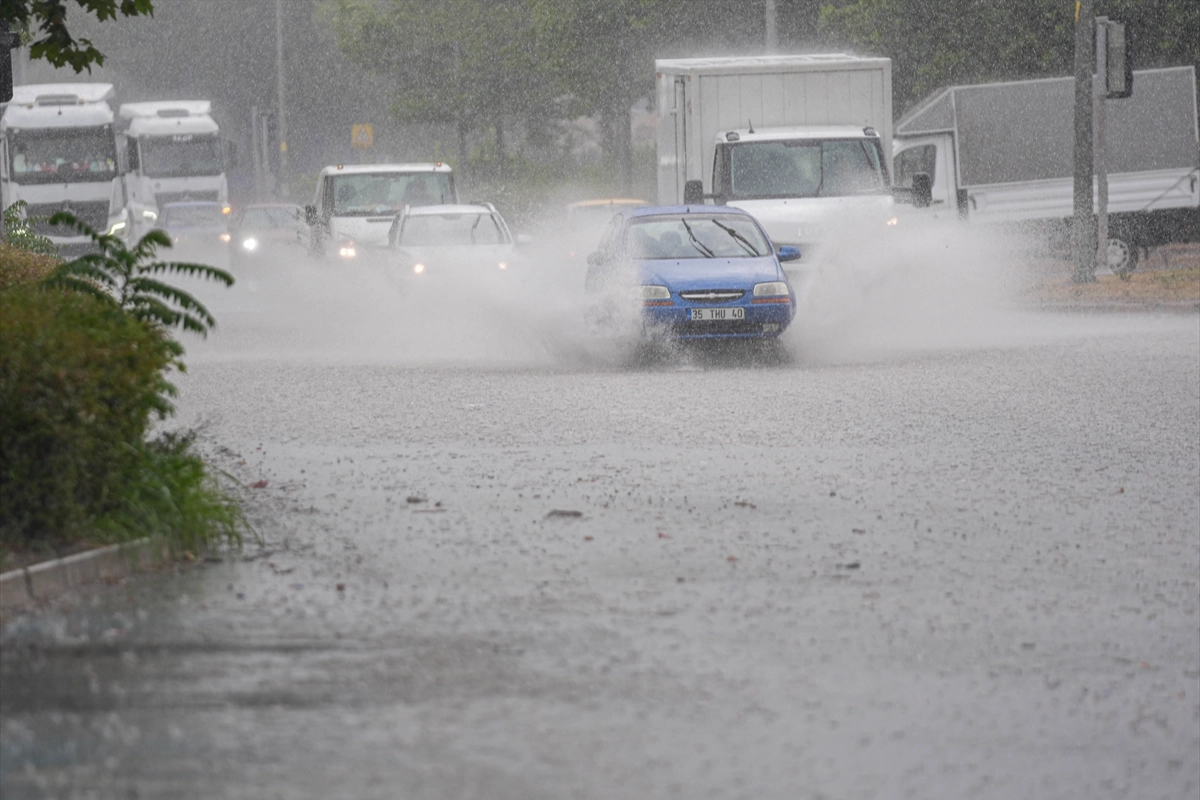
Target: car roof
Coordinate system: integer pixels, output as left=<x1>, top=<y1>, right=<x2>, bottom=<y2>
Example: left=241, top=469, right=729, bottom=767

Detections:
left=404, top=203, right=498, bottom=216
left=162, top=201, right=224, bottom=210
left=567, top=198, right=648, bottom=211
left=319, top=163, right=452, bottom=177
left=624, top=205, right=754, bottom=219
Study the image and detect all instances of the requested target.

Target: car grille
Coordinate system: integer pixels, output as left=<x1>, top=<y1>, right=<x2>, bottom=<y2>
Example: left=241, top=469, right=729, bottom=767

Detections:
left=25, top=201, right=110, bottom=237
left=678, top=289, right=745, bottom=303
left=155, top=190, right=219, bottom=208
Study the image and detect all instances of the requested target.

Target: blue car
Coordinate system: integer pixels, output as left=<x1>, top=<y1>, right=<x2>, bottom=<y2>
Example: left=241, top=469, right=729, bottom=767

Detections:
left=584, top=205, right=799, bottom=339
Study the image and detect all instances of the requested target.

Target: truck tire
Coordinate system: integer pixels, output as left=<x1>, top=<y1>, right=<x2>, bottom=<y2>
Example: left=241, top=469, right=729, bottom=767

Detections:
left=1107, top=237, right=1138, bottom=277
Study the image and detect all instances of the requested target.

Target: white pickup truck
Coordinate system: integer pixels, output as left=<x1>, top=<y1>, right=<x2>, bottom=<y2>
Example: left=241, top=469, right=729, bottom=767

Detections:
left=893, top=66, right=1200, bottom=272
left=304, top=162, right=457, bottom=258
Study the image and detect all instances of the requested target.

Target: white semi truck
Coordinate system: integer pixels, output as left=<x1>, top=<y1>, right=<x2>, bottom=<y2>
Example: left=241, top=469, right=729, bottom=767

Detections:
left=655, top=54, right=896, bottom=280
left=893, top=66, right=1200, bottom=271
left=117, top=100, right=232, bottom=241
left=0, top=83, right=125, bottom=255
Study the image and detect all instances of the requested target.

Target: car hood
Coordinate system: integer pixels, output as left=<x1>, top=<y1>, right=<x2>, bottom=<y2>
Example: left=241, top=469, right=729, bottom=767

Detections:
left=331, top=216, right=398, bottom=248
left=635, top=255, right=785, bottom=289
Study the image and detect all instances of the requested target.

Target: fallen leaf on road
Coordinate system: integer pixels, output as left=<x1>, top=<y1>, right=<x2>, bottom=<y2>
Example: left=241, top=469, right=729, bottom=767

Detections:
left=249, top=480, right=268, bottom=489
left=734, top=501, right=756, bottom=509
left=726, top=555, right=738, bottom=563
left=837, top=561, right=861, bottom=570
left=406, top=496, right=426, bottom=504
left=336, top=583, right=345, bottom=592
left=657, top=532, right=670, bottom=539
left=546, top=509, right=583, bottom=519
left=583, top=535, right=594, bottom=542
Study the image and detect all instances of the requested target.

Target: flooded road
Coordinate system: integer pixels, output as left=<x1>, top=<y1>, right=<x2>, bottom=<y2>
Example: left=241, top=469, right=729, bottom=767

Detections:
left=3, top=256, right=1198, bottom=799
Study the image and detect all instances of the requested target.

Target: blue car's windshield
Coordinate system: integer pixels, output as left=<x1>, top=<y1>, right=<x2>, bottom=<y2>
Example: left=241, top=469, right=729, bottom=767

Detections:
left=625, top=215, right=769, bottom=259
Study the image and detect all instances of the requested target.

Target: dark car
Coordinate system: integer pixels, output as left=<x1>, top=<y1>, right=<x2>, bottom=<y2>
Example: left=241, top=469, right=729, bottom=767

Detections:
left=585, top=205, right=800, bottom=340
left=230, top=203, right=309, bottom=266
left=158, top=201, right=231, bottom=259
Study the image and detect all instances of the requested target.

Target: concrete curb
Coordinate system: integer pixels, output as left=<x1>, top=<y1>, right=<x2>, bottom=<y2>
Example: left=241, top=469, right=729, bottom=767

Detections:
left=0, top=537, right=175, bottom=614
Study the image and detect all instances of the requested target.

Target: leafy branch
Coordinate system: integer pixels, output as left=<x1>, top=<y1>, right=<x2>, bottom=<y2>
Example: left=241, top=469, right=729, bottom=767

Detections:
left=41, top=210, right=233, bottom=337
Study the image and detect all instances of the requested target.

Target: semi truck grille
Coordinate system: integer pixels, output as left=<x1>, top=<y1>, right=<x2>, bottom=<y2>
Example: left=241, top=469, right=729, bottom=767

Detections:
left=678, top=289, right=745, bottom=303
left=155, top=190, right=219, bottom=208
left=26, top=201, right=110, bottom=237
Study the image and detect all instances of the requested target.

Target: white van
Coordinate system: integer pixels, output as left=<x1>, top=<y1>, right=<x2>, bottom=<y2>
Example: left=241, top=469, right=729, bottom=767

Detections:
left=305, top=163, right=456, bottom=258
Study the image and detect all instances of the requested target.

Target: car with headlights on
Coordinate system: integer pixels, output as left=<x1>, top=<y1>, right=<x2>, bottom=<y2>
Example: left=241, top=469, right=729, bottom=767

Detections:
left=386, top=202, right=528, bottom=280
left=229, top=203, right=308, bottom=267
left=584, top=205, right=798, bottom=339
left=157, top=201, right=231, bottom=260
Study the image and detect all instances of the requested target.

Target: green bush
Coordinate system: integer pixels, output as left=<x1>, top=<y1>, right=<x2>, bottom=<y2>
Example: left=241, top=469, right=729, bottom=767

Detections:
left=0, top=284, right=176, bottom=547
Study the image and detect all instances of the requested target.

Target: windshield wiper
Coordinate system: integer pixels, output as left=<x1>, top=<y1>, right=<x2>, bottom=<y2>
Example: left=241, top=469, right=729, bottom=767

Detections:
left=470, top=213, right=482, bottom=243
left=710, top=219, right=760, bottom=256
left=681, top=218, right=714, bottom=258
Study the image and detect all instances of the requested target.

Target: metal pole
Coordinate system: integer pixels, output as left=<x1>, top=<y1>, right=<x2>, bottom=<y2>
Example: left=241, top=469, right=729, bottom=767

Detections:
left=765, top=0, right=778, bottom=53
left=274, top=0, right=289, bottom=199
left=1095, top=18, right=1110, bottom=274
left=1071, top=0, right=1096, bottom=283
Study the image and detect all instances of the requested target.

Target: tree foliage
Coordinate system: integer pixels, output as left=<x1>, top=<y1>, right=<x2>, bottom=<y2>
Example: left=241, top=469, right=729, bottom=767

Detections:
left=42, top=213, right=233, bottom=339
left=0, top=0, right=154, bottom=72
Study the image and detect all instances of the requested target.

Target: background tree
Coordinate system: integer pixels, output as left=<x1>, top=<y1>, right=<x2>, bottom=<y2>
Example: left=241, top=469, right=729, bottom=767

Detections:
left=0, top=0, right=153, bottom=72
left=323, top=0, right=558, bottom=173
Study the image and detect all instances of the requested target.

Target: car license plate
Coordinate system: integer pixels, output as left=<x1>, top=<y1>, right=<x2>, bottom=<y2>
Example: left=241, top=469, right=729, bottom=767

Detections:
left=689, top=307, right=745, bottom=321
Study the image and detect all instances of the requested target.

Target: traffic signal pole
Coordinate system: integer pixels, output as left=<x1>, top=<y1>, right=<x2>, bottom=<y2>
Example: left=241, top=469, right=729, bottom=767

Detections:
left=1072, top=0, right=1096, bottom=283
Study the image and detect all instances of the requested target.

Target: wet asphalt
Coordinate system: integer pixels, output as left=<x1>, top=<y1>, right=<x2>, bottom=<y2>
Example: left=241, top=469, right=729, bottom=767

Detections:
left=2, top=251, right=1198, bottom=799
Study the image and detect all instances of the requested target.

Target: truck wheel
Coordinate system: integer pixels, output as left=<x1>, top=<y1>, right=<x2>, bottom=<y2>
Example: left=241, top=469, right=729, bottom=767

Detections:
left=1106, top=237, right=1138, bottom=278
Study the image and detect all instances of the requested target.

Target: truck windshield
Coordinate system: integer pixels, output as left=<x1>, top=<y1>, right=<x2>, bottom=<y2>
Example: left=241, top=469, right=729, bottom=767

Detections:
left=331, top=173, right=455, bottom=216
left=141, top=136, right=223, bottom=178
left=727, top=139, right=887, bottom=199
left=7, top=127, right=118, bottom=185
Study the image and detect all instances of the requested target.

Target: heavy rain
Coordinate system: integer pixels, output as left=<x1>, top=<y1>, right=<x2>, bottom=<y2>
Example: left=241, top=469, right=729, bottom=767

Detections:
left=1, top=2, right=1198, bottom=798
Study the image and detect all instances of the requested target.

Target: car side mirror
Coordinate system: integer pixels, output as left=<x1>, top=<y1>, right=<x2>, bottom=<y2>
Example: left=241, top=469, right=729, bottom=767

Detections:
left=305, top=204, right=318, bottom=226
left=911, top=173, right=932, bottom=208
left=683, top=179, right=705, bottom=206
left=777, top=245, right=801, bottom=263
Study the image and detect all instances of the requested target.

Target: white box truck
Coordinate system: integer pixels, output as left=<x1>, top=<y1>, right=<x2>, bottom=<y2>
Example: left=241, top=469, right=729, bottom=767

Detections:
left=1, top=83, right=125, bottom=256
left=893, top=66, right=1200, bottom=271
left=655, top=54, right=896, bottom=279
left=117, top=100, right=233, bottom=241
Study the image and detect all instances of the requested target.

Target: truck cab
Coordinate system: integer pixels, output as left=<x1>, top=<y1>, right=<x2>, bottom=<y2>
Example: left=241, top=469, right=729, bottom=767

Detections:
left=1, top=83, right=125, bottom=256
left=305, top=163, right=456, bottom=258
left=117, top=101, right=232, bottom=242
left=700, top=125, right=896, bottom=272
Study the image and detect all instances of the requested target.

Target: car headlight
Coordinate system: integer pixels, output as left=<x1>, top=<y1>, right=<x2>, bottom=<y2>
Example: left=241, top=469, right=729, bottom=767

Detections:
left=220, top=232, right=231, bottom=243
left=338, top=242, right=357, bottom=258
left=642, top=284, right=672, bottom=306
left=141, top=209, right=158, bottom=221
left=241, top=237, right=258, bottom=251
left=413, top=262, right=426, bottom=274
left=752, top=281, right=789, bottom=297
left=752, top=281, right=792, bottom=304
left=886, top=216, right=899, bottom=227
left=497, top=261, right=508, bottom=270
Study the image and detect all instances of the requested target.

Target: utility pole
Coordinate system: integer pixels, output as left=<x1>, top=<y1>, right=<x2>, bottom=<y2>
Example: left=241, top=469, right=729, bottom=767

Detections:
left=274, top=0, right=289, bottom=200
left=1094, top=17, right=1109, bottom=274
left=1071, top=0, right=1096, bottom=283
left=765, top=0, right=778, bottom=53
